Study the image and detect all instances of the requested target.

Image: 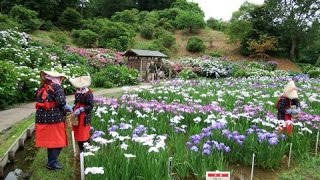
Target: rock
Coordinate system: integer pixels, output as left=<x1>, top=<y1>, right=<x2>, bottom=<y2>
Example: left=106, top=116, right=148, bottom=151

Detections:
left=14, top=169, right=22, bottom=175
left=4, top=172, right=18, bottom=180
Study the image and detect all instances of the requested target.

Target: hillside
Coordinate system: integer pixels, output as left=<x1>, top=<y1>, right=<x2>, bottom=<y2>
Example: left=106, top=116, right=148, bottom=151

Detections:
left=30, top=29, right=300, bottom=72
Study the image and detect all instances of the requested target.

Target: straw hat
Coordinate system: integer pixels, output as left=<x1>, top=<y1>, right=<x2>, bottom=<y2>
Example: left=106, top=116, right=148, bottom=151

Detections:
left=69, top=74, right=91, bottom=88
left=283, top=81, right=298, bottom=99
left=40, top=70, right=67, bottom=81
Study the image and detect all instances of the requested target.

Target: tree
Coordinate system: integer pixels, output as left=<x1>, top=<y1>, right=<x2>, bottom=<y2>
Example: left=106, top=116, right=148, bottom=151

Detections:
left=265, top=0, right=320, bottom=59
left=206, top=18, right=227, bottom=31
left=172, top=0, right=204, bottom=16
left=226, top=2, right=257, bottom=43
left=248, top=35, right=279, bottom=60
left=9, top=5, right=41, bottom=32
left=136, top=0, right=175, bottom=11
left=175, top=11, right=205, bottom=33
left=58, top=8, right=82, bottom=30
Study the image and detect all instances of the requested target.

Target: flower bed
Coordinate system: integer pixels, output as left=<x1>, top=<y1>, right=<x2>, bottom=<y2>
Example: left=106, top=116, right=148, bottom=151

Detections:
left=84, top=77, right=320, bottom=179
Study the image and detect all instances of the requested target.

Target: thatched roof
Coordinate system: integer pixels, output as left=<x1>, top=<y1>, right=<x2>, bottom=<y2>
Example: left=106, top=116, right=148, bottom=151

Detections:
left=123, top=49, right=167, bottom=58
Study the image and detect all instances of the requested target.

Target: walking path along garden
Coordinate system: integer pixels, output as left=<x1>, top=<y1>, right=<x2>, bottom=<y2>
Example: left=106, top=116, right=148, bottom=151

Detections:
left=0, top=85, right=143, bottom=133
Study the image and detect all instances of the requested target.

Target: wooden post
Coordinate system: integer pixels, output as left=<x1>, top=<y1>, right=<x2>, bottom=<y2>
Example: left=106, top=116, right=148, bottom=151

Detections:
left=288, top=143, right=292, bottom=168
left=316, top=130, right=319, bottom=155
left=139, top=57, right=143, bottom=77
left=80, top=152, right=85, bottom=180
left=250, top=153, right=255, bottom=180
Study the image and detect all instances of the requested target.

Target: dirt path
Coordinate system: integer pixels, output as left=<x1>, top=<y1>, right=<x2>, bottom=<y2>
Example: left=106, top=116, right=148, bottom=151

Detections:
left=0, top=84, right=144, bottom=133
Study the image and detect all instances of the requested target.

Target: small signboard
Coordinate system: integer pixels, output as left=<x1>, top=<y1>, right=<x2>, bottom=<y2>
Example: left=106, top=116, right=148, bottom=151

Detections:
left=206, top=171, right=230, bottom=180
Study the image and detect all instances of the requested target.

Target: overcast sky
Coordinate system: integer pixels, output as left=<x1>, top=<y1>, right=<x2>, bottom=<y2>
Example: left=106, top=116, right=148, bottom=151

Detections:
left=190, top=0, right=265, bottom=21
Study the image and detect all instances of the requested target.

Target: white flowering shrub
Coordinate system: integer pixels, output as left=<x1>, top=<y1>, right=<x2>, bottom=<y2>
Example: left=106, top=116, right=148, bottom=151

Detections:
left=0, top=30, right=89, bottom=108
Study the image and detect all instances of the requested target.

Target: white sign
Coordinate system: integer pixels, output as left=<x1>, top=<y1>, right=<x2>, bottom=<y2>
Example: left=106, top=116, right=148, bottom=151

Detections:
left=206, top=171, right=230, bottom=180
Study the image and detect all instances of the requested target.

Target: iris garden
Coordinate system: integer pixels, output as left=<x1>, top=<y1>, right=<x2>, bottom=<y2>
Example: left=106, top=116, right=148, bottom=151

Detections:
left=84, top=77, right=320, bottom=179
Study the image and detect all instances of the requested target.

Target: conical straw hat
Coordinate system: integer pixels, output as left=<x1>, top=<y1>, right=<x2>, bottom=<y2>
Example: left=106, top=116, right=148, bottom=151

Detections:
left=69, top=74, right=91, bottom=88
left=40, top=70, right=66, bottom=81
left=283, top=80, right=298, bottom=99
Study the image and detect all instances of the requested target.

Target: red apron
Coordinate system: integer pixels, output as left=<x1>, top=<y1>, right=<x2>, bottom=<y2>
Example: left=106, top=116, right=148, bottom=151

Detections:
left=35, top=122, right=68, bottom=148
left=72, top=103, right=90, bottom=142
left=284, top=114, right=293, bottom=135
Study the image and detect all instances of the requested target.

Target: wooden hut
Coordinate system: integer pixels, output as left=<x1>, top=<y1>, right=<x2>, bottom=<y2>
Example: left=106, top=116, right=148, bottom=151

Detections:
left=123, top=49, right=168, bottom=79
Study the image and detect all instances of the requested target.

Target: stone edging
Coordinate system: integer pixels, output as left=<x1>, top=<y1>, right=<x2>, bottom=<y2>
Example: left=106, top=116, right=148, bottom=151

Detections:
left=0, top=122, right=35, bottom=177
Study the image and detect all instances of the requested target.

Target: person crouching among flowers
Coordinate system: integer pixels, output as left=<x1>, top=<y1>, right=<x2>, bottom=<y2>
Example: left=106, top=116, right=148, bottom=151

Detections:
left=69, top=74, right=93, bottom=153
left=276, top=80, right=301, bottom=135
left=35, top=71, right=73, bottom=170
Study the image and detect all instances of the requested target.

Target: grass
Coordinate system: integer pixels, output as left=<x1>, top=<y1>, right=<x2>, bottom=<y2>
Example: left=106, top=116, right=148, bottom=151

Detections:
left=0, top=116, right=34, bottom=157
left=30, top=30, right=74, bottom=46
left=278, top=155, right=320, bottom=180
left=102, top=91, right=124, bottom=99
left=131, top=34, right=153, bottom=49
left=30, top=129, right=76, bottom=180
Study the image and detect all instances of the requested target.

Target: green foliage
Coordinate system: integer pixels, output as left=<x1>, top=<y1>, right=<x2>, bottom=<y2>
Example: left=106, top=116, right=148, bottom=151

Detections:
left=9, top=5, right=41, bottom=32
left=111, top=9, right=139, bottom=30
left=172, top=0, right=204, bottom=16
left=316, top=56, right=320, bottom=67
left=82, top=18, right=135, bottom=51
left=178, top=68, right=197, bottom=79
left=40, top=20, right=55, bottom=31
left=140, top=24, right=155, bottom=39
left=307, top=70, right=320, bottom=78
left=0, top=13, right=20, bottom=30
left=298, top=22, right=320, bottom=64
left=226, top=2, right=256, bottom=43
left=58, top=8, right=82, bottom=30
left=92, top=65, right=139, bottom=88
left=186, top=37, right=205, bottom=53
left=175, top=11, right=205, bottom=33
left=209, top=50, right=224, bottom=57
left=71, top=29, right=98, bottom=48
left=206, top=18, right=227, bottom=31
left=157, top=30, right=176, bottom=48
left=0, top=61, right=18, bottom=109
left=233, top=69, right=249, bottom=78
left=99, top=24, right=133, bottom=50
left=49, top=31, right=68, bottom=45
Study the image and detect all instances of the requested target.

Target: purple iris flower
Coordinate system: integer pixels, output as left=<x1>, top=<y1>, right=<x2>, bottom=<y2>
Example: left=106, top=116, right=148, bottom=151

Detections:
left=268, top=137, right=279, bottom=145
left=190, top=146, right=199, bottom=152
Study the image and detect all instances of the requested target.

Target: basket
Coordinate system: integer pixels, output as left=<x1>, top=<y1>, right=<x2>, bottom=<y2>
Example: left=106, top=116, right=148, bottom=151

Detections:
left=66, top=113, right=79, bottom=127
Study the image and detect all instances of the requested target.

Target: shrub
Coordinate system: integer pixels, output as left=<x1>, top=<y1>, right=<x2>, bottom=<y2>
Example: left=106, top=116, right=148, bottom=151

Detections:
left=96, top=21, right=135, bottom=51
left=178, top=69, right=197, bottom=79
left=307, top=70, right=320, bottom=78
left=0, top=13, right=20, bottom=30
left=0, top=61, right=18, bottom=109
left=92, top=65, right=139, bottom=88
left=209, top=50, right=223, bottom=57
left=265, top=61, right=278, bottom=71
left=58, top=8, right=82, bottom=30
left=206, top=18, right=227, bottom=31
left=233, top=69, right=249, bottom=78
left=49, top=31, right=68, bottom=45
left=40, top=20, right=54, bottom=30
left=9, top=5, right=41, bottom=32
left=316, top=56, right=320, bottom=67
left=157, top=31, right=175, bottom=48
left=71, top=29, right=98, bottom=48
left=186, top=37, right=205, bottom=52
left=140, top=24, right=155, bottom=39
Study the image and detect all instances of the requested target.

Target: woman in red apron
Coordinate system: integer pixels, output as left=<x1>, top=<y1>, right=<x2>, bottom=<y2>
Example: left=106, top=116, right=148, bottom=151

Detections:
left=69, top=74, right=93, bottom=152
left=276, top=80, right=301, bottom=135
left=35, top=71, right=73, bottom=170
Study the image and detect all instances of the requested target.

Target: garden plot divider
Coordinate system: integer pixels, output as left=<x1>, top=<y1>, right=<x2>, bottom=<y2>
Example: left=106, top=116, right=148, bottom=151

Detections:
left=0, top=123, right=35, bottom=177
